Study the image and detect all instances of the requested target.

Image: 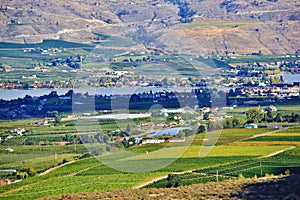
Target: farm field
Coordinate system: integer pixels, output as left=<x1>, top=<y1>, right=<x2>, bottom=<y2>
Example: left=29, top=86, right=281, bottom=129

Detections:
left=236, top=128, right=300, bottom=146
left=0, top=145, right=87, bottom=172
left=175, top=20, right=255, bottom=29
left=218, top=54, right=299, bottom=64
left=0, top=38, right=135, bottom=89
left=1, top=126, right=300, bottom=199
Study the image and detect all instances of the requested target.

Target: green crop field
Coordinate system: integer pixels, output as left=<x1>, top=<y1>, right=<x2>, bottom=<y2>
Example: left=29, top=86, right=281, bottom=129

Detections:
left=0, top=145, right=87, bottom=172
left=1, top=121, right=300, bottom=199
left=247, top=136, right=300, bottom=142
left=176, top=20, right=255, bottom=29
left=1, top=142, right=288, bottom=199
left=0, top=167, right=166, bottom=200
left=221, top=54, right=299, bottom=64
left=192, top=128, right=274, bottom=145
left=195, top=146, right=300, bottom=178
left=0, top=40, right=92, bottom=49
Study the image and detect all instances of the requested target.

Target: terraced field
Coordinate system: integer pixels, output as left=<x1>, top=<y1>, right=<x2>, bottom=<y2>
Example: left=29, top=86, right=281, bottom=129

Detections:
left=0, top=128, right=300, bottom=199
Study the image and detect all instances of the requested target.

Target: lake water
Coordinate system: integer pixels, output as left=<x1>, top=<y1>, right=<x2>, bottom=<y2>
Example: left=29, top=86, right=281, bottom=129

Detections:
left=0, top=86, right=231, bottom=101
left=281, top=74, right=300, bottom=84
left=0, top=88, right=70, bottom=100
left=0, top=87, right=180, bottom=100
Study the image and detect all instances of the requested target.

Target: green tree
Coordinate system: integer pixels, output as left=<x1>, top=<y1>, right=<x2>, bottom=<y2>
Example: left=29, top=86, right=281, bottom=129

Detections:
left=166, top=174, right=181, bottom=188
left=54, top=114, right=62, bottom=126
left=266, top=110, right=274, bottom=122
left=232, top=118, right=241, bottom=128
left=208, top=121, right=223, bottom=131
left=17, top=172, right=28, bottom=179
left=63, top=133, right=73, bottom=142
left=203, top=112, right=210, bottom=120
left=246, top=107, right=264, bottom=123
left=274, top=113, right=283, bottom=122
left=126, top=124, right=131, bottom=134
left=224, top=118, right=233, bottom=129
left=128, top=137, right=135, bottom=145
left=197, top=124, right=207, bottom=134
left=26, top=166, right=36, bottom=176
left=122, top=138, right=129, bottom=148
left=106, top=145, right=111, bottom=152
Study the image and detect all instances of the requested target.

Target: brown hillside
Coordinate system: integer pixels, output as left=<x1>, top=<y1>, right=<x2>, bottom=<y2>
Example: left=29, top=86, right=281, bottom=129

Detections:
left=41, top=175, right=300, bottom=200
left=0, top=0, right=299, bottom=55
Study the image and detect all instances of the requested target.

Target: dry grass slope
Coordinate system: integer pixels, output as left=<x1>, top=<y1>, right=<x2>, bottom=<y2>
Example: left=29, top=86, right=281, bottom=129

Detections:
left=41, top=175, right=300, bottom=200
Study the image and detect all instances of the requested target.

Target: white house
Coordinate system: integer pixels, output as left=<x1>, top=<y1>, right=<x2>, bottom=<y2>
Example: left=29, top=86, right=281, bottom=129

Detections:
left=202, top=107, right=211, bottom=113
left=5, top=148, right=14, bottom=152
left=160, top=108, right=184, bottom=114
left=11, top=128, right=25, bottom=136
left=142, top=139, right=165, bottom=145
left=244, top=123, right=258, bottom=129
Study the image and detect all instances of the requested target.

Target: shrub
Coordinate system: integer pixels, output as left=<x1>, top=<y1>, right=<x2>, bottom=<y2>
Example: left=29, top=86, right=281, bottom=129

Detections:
left=238, top=173, right=245, bottom=180
left=27, top=166, right=36, bottom=176
left=166, top=174, right=182, bottom=188
left=284, top=169, right=290, bottom=175
left=17, top=172, right=28, bottom=179
left=264, top=173, right=274, bottom=177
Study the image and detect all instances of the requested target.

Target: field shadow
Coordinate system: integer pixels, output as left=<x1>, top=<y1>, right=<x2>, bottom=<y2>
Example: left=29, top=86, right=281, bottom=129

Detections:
left=232, top=175, right=300, bottom=200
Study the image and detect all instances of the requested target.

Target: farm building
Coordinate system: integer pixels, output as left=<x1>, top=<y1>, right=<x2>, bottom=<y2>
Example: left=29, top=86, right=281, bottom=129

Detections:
left=138, top=122, right=154, bottom=127
left=4, top=148, right=14, bottom=152
left=160, top=108, right=185, bottom=115
left=10, top=128, right=25, bottom=136
left=0, top=179, right=21, bottom=186
left=265, top=105, right=277, bottom=112
left=142, top=139, right=165, bottom=144
left=267, top=125, right=284, bottom=129
left=168, top=138, right=186, bottom=143
left=244, top=123, right=258, bottom=129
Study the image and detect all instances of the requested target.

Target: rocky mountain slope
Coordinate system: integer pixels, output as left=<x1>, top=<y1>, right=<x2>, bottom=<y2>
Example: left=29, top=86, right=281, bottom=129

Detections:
left=0, top=0, right=299, bottom=55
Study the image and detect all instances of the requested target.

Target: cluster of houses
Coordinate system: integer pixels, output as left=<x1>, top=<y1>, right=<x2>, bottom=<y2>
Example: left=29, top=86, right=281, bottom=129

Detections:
left=228, top=82, right=300, bottom=105
left=0, top=82, right=23, bottom=89
left=0, top=169, right=21, bottom=186
left=138, top=121, right=178, bottom=128
left=244, top=123, right=284, bottom=129
left=10, top=128, right=26, bottom=136
left=23, top=47, right=63, bottom=55
left=0, top=128, right=26, bottom=145
left=235, top=83, right=300, bottom=99
left=36, top=119, right=49, bottom=126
